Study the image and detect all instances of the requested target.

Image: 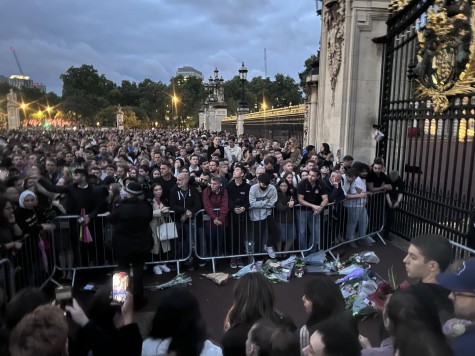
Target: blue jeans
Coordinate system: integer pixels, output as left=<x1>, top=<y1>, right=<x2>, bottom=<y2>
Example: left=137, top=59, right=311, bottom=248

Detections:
left=298, top=210, right=320, bottom=253
left=277, top=223, right=296, bottom=242
left=346, top=207, right=368, bottom=242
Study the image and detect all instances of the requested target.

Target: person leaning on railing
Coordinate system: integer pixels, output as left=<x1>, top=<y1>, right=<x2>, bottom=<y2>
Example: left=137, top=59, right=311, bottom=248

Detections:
left=0, top=198, right=23, bottom=257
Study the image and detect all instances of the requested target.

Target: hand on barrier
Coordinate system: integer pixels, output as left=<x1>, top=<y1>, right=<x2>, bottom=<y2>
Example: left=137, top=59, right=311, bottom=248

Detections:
left=41, top=223, right=56, bottom=231
left=234, top=207, right=245, bottom=214
left=13, top=241, right=22, bottom=250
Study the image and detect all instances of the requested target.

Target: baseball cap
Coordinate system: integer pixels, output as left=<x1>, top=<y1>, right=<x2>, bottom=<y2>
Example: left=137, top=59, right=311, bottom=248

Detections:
left=436, top=260, right=475, bottom=293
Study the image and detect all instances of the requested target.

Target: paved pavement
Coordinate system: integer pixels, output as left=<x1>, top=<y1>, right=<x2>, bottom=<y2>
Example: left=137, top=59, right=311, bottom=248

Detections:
left=70, top=236, right=410, bottom=347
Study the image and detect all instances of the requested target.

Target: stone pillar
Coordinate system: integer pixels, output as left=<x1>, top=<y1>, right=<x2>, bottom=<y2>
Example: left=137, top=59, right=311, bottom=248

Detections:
left=116, top=105, right=124, bottom=130
left=236, top=106, right=249, bottom=137
left=211, top=106, right=227, bottom=132
left=316, top=0, right=389, bottom=163
left=6, top=90, right=20, bottom=130
left=206, top=107, right=214, bottom=131
left=305, top=74, right=319, bottom=146
left=198, top=109, right=205, bottom=129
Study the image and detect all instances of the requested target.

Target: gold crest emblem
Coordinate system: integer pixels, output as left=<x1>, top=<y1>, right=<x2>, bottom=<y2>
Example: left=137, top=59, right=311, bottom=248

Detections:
left=411, top=0, right=475, bottom=112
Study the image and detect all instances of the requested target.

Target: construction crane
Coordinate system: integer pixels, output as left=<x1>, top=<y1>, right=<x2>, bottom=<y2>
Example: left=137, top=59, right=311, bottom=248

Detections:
left=10, top=47, right=25, bottom=76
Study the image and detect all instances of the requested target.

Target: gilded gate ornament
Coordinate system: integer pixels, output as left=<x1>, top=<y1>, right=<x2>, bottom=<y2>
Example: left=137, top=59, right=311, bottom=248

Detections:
left=412, top=0, right=475, bottom=112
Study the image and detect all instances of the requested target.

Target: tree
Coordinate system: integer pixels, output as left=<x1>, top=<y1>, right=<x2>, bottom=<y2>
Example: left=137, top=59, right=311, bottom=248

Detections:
left=299, top=53, right=320, bottom=85
left=137, top=79, right=169, bottom=125
left=56, top=96, right=97, bottom=126
left=224, top=75, right=244, bottom=115
left=170, top=75, right=207, bottom=128
left=60, top=65, right=116, bottom=118
left=248, top=76, right=272, bottom=110
left=122, top=106, right=148, bottom=129
left=118, top=80, right=140, bottom=107
left=270, top=74, right=303, bottom=108
left=95, top=105, right=118, bottom=127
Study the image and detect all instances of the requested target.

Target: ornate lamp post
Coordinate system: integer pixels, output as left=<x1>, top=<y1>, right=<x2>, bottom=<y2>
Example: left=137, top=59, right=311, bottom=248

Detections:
left=237, top=62, right=249, bottom=137
left=238, top=62, right=248, bottom=107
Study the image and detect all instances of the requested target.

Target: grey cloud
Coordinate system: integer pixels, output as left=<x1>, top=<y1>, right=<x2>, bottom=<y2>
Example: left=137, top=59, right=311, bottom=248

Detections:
left=0, top=0, right=321, bottom=94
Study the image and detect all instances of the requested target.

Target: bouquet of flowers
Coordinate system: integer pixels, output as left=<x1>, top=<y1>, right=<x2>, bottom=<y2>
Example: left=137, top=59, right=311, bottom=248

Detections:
left=367, top=266, right=410, bottom=311
left=145, top=273, right=192, bottom=291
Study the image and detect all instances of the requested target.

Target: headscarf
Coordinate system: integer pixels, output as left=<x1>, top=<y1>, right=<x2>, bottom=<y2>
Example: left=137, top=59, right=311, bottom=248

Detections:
left=19, top=190, right=36, bottom=208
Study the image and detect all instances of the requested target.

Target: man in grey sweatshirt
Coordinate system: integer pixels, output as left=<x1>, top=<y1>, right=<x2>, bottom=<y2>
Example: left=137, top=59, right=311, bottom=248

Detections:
left=248, top=174, right=280, bottom=259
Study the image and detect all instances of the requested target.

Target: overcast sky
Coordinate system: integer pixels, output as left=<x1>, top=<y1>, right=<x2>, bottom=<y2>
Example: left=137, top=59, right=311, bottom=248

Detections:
left=1, top=0, right=321, bottom=95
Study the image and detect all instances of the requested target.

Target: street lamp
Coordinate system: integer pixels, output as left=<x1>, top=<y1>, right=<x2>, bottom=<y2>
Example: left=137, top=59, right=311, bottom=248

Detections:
left=237, top=62, right=249, bottom=137
left=238, top=62, right=248, bottom=108
left=172, top=94, right=179, bottom=128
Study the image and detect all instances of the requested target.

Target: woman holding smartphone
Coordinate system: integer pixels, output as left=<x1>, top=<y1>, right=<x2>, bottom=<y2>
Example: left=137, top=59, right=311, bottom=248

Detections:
left=108, top=181, right=153, bottom=310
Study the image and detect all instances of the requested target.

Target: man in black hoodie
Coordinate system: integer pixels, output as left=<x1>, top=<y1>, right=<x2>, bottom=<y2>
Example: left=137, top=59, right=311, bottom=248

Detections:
left=108, top=181, right=153, bottom=310
left=169, top=172, right=201, bottom=270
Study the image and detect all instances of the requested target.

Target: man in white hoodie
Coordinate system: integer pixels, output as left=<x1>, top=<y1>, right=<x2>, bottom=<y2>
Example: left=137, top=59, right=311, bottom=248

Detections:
left=224, top=136, right=242, bottom=163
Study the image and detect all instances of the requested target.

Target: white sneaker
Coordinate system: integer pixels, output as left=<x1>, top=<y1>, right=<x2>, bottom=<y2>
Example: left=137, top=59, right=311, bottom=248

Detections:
left=159, top=264, right=171, bottom=273
left=265, top=246, right=276, bottom=259
left=153, top=265, right=162, bottom=275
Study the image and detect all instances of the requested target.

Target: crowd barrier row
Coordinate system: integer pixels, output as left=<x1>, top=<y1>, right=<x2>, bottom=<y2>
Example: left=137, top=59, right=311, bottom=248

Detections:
left=0, top=191, right=387, bottom=291
left=1, top=190, right=474, bottom=301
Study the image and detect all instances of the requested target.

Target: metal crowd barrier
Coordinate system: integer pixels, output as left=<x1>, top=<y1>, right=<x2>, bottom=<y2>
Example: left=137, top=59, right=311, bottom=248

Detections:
left=2, top=230, right=58, bottom=291
left=194, top=191, right=387, bottom=272
left=449, top=240, right=475, bottom=260
left=34, top=191, right=388, bottom=285
left=52, top=211, right=193, bottom=286
left=0, top=258, right=16, bottom=307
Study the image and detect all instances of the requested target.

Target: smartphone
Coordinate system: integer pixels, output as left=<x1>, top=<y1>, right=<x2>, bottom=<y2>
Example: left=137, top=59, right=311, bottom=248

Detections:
left=55, top=286, right=73, bottom=309
left=112, top=272, right=128, bottom=303
left=81, top=283, right=96, bottom=293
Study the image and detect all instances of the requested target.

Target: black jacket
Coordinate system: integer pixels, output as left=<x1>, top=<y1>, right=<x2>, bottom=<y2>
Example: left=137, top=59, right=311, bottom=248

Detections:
left=107, top=198, right=153, bottom=257
left=169, top=186, right=202, bottom=216
left=39, top=178, right=103, bottom=217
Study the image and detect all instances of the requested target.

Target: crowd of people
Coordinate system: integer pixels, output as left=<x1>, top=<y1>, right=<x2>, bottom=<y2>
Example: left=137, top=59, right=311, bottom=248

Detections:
left=0, top=128, right=403, bottom=309
left=0, top=128, right=471, bottom=355
left=0, top=233, right=473, bottom=356
left=0, top=127, right=401, bottom=281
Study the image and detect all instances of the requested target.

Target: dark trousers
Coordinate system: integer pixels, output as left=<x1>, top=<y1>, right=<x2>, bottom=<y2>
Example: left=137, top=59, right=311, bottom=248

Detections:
left=175, top=220, right=191, bottom=259
left=228, top=212, right=249, bottom=255
left=204, top=225, right=225, bottom=256
left=117, top=251, right=147, bottom=306
left=251, top=215, right=280, bottom=251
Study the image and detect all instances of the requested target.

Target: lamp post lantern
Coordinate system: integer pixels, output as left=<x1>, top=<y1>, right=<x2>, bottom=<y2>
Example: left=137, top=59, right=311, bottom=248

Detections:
left=238, top=62, right=248, bottom=108
left=237, top=62, right=249, bottom=137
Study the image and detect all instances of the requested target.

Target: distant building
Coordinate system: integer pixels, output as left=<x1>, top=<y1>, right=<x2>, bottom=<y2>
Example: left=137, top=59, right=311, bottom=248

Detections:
left=8, top=75, right=46, bottom=92
left=176, top=66, right=203, bottom=80
left=0, top=75, right=8, bottom=84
